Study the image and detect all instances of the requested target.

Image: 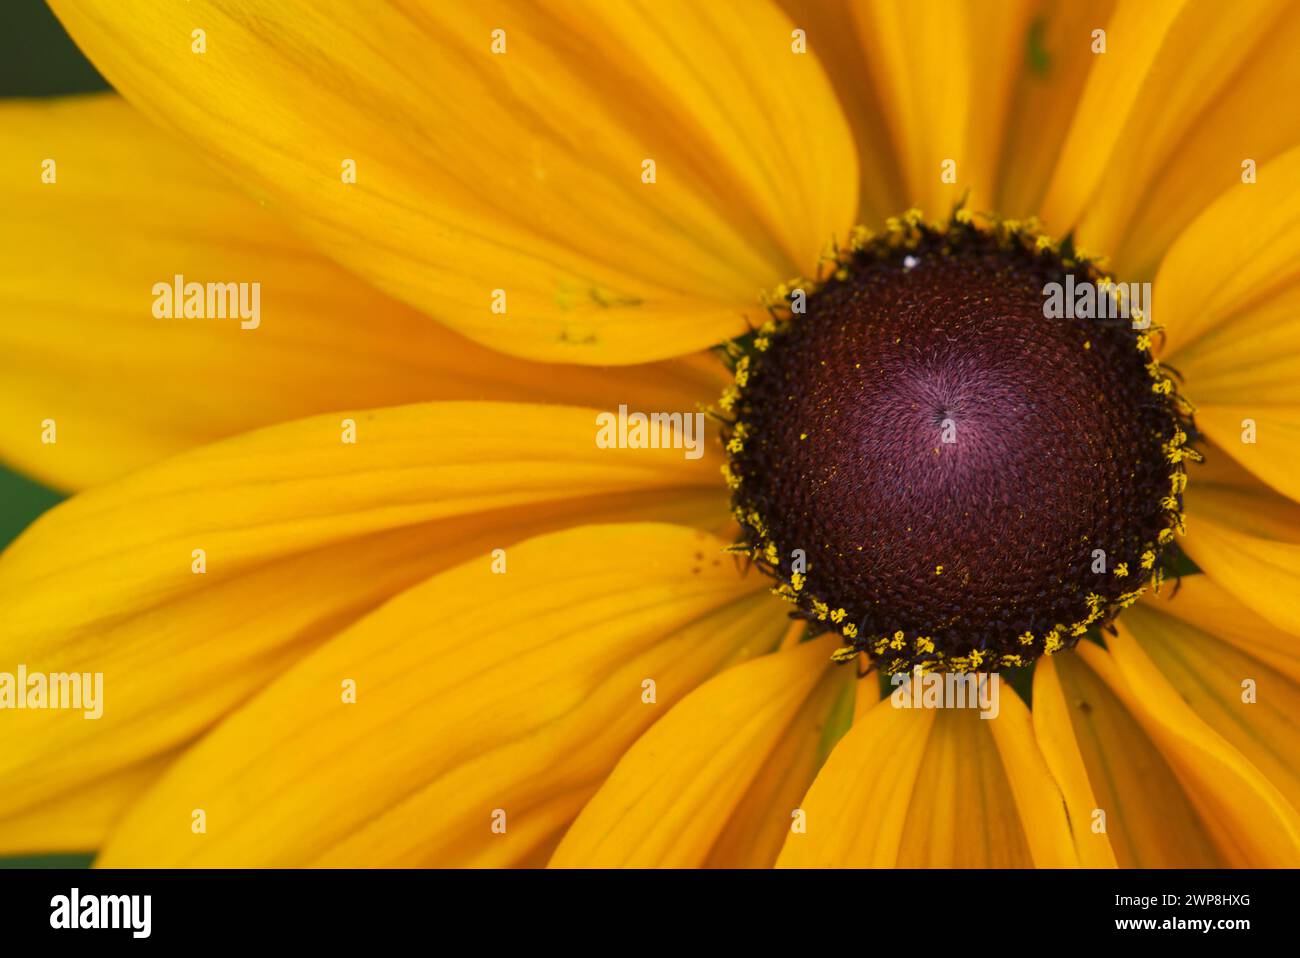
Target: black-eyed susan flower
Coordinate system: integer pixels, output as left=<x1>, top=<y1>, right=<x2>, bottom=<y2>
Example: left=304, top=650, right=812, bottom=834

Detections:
left=0, top=0, right=1297, bottom=867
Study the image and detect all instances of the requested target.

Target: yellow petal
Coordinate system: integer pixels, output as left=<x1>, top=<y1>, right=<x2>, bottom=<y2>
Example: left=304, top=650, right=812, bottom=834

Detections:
left=705, top=666, right=857, bottom=867
left=777, top=680, right=1076, bottom=867
left=1149, top=147, right=1300, bottom=502
left=50, top=0, right=857, bottom=364
left=1035, top=647, right=1223, bottom=865
left=1107, top=4, right=1300, bottom=276
left=95, top=523, right=788, bottom=866
left=1156, top=143, right=1300, bottom=358
left=549, top=636, right=848, bottom=867
left=850, top=0, right=1035, bottom=216
left=1094, top=633, right=1300, bottom=866
left=1129, top=569, right=1300, bottom=685
left=3, top=402, right=720, bottom=635
left=996, top=0, right=1119, bottom=219
left=775, top=691, right=932, bottom=867
left=0, top=94, right=726, bottom=489
left=1183, top=403, right=1300, bottom=509
left=1040, top=0, right=1290, bottom=254
left=1045, top=639, right=1300, bottom=863
left=1180, top=444, right=1300, bottom=637
left=1119, top=576, right=1300, bottom=812
left=0, top=755, right=173, bottom=855
left=1030, top=656, right=1119, bottom=867
left=0, top=403, right=725, bottom=826
left=1035, top=0, right=1183, bottom=234
left=776, top=0, right=906, bottom=223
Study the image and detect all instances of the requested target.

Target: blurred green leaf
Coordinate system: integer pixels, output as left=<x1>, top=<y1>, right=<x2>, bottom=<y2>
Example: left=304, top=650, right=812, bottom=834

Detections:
left=0, top=0, right=107, bottom=96
left=0, top=853, right=94, bottom=869
left=0, top=466, right=63, bottom=550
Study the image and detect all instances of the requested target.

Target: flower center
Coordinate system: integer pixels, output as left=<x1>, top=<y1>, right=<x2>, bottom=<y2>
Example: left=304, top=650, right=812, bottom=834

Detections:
left=721, top=212, right=1197, bottom=674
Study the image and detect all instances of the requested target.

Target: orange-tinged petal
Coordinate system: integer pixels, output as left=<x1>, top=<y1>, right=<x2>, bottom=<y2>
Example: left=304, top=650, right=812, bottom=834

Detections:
left=1119, top=577, right=1300, bottom=812
left=777, top=680, right=1076, bottom=867
left=775, top=691, right=933, bottom=867
left=49, top=0, right=858, bottom=364
left=0, top=94, right=727, bottom=489
left=0, top=403, right=726, bottom=825
left=1030, top=656, right=1119, bottom=867
left=1040, top=0, right=1290, bottom=256
left=1156, top=144, right=1300, bottom=359
left=1129, top=571, right=1300, bottom=685
left=549, top=636, right=848, bottom=867
left=0, top=755, right=174, bottom=855
left=1036, top=647, right=1222, bottom=865
left=705, top=666, right=857, bottom=867
left=1108, top=4, right=1300, bottom=277
left=1036, top=0, right=1185, bottom=235
left=996, top=0, right=1119, bottom=219
left=776, top=0, right=907, bottom=223
left=1185, top=401, right=1300, bottom=509
left=95, top=523, right=788, bottom=866
left=1075, top=641, right=1300, bottom=866
left=1180, top=446, right=1300, bottom=637
left=1096, top=636, right=1300, bottom=866
left=1150, top=146, right=1300, bottom=503
left=2, top=402, right=720, bottom=637
left=851, top=0, right=1035, bottom=217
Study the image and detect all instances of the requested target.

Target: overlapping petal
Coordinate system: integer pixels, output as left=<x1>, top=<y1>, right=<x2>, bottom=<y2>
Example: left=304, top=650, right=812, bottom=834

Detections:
left=775, top=0, right=907, bottom=222
left=995, top=0, right=1118, bottom=219
left=1110, top=2, right=1300, bottom=277
left=1, top=0, right=1294, bottom=874
left=94, top=523, right=787, bottom=866
left=0, top=94, right=726, bottom=489
left=550, top=635, right=853, bottom=867
left=1153, top=145, right=1300, bottom=504
left=0, top=402, right=726, bottom=829
left=1035, top=640, right=1300, bottom=866
left=846, top=0, right=1035, bottom=217
left=1040, top=0, right=1295, bottom=272
left=1118, top=577, right=1300, bottom=812
left=0, top=755, right=173, bottom=855
left=48, top=0, right=858, bottom=364
left=1180, top=445, right=1300, bottom=637
left=776, top=681, right=1077, bottom=867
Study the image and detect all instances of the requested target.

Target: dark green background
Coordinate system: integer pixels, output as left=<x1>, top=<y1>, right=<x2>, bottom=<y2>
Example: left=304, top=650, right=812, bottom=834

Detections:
left=0, top=0, right=108, bottom=869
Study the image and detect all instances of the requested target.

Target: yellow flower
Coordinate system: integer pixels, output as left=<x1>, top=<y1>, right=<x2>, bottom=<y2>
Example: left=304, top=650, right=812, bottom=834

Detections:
left=0, top=0, right=1297, bottom=869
